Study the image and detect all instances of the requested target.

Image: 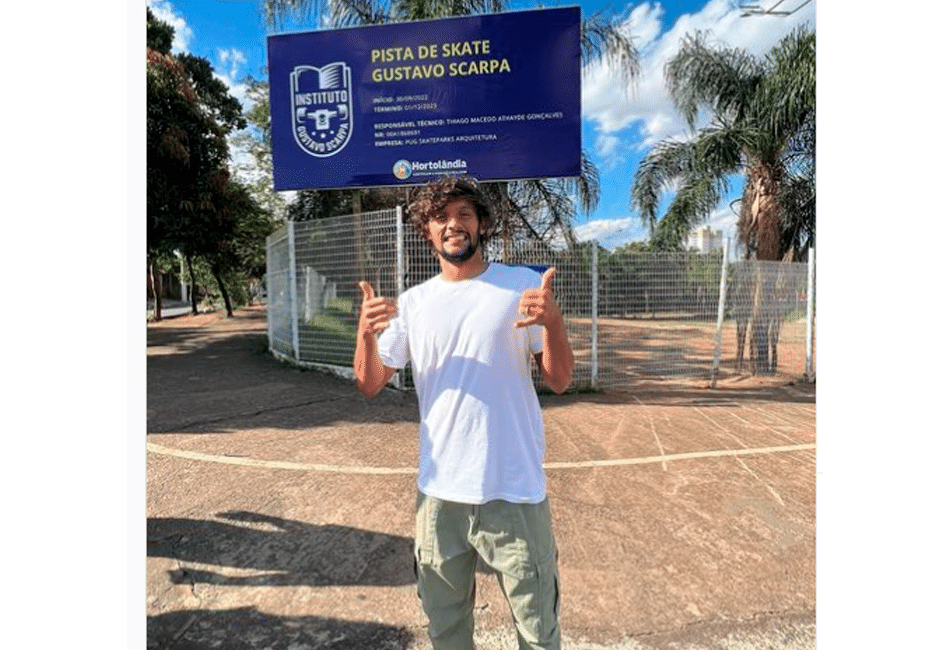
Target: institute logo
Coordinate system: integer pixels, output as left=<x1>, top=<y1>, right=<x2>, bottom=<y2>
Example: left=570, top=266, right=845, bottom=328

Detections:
left=392, top=159, right=412, bottom=180
left=291, top=63, right=353, bottom=157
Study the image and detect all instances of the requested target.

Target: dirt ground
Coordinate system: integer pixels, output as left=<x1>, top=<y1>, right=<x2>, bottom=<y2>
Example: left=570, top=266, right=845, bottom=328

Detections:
left=146, top=306, right=816, bottom=649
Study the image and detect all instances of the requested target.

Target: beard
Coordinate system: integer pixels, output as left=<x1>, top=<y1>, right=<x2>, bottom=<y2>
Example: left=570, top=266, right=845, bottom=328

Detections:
left=436, top=236, right=479, bottom=263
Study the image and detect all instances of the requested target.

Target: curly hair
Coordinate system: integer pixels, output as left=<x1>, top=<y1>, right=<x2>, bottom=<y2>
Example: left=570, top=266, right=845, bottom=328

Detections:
left=407, top=175, right=496, bottom=247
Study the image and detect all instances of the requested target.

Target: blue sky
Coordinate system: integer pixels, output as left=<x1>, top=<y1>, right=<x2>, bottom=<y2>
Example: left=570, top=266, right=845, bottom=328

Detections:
left=146, top=0, right=816, bottom=250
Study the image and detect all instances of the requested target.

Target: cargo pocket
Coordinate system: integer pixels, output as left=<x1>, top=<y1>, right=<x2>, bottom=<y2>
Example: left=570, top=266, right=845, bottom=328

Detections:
left=498, top=548, right=560, bottom=647
left=414, top=491, right=437, bottom=567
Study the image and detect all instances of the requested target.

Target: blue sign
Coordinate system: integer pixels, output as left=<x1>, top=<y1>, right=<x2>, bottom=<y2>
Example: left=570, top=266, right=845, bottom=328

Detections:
left=267, top=7, right=581, bottom=191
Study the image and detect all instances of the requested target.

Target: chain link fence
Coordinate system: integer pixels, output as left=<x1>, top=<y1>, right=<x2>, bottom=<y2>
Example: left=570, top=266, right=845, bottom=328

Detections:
left=267, top=209, right=816, bottom=390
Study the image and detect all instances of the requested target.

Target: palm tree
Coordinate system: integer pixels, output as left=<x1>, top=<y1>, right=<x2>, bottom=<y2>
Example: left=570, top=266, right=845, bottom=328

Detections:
left=630, top=26, right=814, bottom=376
left=630, top=26, right=815, bottom=261
left=260, top=0, right=638, bottom=251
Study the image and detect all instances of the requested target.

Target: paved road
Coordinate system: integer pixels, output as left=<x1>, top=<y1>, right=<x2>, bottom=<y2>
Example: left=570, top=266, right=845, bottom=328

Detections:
left=148, top=299, right=197, bottom=320
left=146, top=307, right=816, bottom=649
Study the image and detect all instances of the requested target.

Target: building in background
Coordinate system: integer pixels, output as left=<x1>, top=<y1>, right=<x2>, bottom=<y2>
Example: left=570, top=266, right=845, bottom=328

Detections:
left=687, top=226, right=724, bottom=254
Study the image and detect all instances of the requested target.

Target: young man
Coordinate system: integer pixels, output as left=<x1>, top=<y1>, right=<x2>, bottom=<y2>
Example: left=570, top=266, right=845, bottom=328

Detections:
left=353, top=175, right=574, bottom=650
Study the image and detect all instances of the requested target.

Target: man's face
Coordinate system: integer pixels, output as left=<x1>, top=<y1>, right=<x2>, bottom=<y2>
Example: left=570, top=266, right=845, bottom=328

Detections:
left=427, top=199, right=481, bottom=263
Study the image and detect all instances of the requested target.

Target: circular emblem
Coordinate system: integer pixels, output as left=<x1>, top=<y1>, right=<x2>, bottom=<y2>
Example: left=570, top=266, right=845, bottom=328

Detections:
left=393, top=159, right=412, bottom=180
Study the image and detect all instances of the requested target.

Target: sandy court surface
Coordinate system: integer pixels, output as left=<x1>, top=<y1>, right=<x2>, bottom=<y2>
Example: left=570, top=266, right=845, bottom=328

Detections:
left=147, top=307, right=815, bottom=649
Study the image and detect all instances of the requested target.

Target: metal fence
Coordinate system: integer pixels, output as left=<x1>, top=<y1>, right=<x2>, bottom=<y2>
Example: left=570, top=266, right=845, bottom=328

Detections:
left=266, top=208, right=816, bottom=390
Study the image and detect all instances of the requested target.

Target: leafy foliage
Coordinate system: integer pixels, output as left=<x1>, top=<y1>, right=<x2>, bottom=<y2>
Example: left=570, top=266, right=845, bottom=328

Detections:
left=630, top=26, right=815, bottom=261
left=147, top=8, right=271, bottom=318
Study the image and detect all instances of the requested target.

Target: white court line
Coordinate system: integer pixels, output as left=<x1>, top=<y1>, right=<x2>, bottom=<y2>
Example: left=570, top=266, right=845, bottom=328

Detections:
left=147, top=441, right=816, bottom=474
left=544, top=443, right=815, bottom=470
left=147, top=442, right=416, bottom=475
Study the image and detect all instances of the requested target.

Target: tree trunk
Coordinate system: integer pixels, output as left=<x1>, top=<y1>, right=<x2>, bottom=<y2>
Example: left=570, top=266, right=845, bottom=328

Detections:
left=749, top=264, right=770, bottom=375
left=148, top=256, right=163, bottom=321
left=186, top=254, right=199, bottom=315
left=211, top=263, right=234, bottom=317
left=747, top=162, right=782, bottom=262
left=492, top=181, right=511, bottom=263
left=745, top=163, right=783, bottom=374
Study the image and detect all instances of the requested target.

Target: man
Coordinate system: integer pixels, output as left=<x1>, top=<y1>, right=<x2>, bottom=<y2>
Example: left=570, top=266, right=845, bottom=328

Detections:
left=353, top=175, right=574, bottom=650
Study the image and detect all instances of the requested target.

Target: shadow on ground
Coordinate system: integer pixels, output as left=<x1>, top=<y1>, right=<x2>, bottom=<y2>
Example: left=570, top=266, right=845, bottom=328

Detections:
left=148, top=311, right=814, bottom=437
left=147, top=325, right=420, bottom=434
left=540, top=382, right=815, bottom=413
left=147, top=511, right=415, bottom=587
left=147, top=606, right=413, bottom=650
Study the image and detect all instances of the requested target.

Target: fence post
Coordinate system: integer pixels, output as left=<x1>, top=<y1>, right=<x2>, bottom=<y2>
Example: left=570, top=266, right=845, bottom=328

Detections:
left=266, top=230, right=275, bottom=350
left=805, top=246, right=816, bottom=381
left=710, top=239, right=730, bottom=388
left=394, top=206, right=405, bottom=390
left=287, top=220, right=300, bottom=361
left=590, top=240, right=599, bottom=389
left=396, top=206, right=405, bottom=295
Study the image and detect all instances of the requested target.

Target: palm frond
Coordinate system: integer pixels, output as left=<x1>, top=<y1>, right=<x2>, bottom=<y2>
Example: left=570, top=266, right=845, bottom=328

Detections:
left=508, top=179, right=578, bottom=248
left=691, top=124, right=745, bottom=179
left=630, top=138, right=695, bottom=228
left=575, top=149, right=601, bottom=216
left=327, top=0, right=391, bottom=26
left=755, top=25, right=815, bottom=142
left=664, top=31, right=763, bottom=129
left=777, top=173, right=815, bottom=260
left=261, top=0, right=325, bottom=30
left=580, top=10, right=638, bottom=95
left=649, top=170, right=726, bottom=251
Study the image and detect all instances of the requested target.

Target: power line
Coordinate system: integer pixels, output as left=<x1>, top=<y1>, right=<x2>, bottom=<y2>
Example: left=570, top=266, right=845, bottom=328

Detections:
left=739, top=0, right=814, bottom=17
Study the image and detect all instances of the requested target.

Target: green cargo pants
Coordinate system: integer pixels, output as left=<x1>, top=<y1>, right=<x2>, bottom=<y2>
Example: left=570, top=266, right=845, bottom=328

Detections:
left=414, top=491, right=561, bottom=650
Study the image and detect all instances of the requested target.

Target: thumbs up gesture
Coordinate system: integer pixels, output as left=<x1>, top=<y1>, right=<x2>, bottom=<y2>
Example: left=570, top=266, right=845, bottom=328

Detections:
left=357, top=281, right=398, bottom=336
left=515, top=267, right=561, bottom=329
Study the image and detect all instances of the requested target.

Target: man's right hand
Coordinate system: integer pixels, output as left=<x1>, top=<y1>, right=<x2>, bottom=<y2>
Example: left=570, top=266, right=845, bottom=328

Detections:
left=357, top=281, right=398, bottom=337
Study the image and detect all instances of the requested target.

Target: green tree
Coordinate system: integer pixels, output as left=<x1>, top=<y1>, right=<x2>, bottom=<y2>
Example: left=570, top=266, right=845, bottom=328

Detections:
left=629, top=26, right=814, bottom=375
left=258, top=0, right=639, bottom=250
left=630, top=26, right=815, bottom=261
left=175, top=179, right=273, bottom=316
left=231, top=76, right=292, bottom=219
left=203, top=180, right=273, bottom=316
left=147, top=8, right=249, bottom=319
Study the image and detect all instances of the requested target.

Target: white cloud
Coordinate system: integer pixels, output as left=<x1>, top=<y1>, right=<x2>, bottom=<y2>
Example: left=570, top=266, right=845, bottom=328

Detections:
left=146, top=0, right=192, bottom=54
left=579, top=1, right=815, bottom=251
left=147, top=2, right=252, bottom=112
left=595, top=132, right=623, bottom=171
left=582, top=0, right=817, bottom=150
left=216, top=71, right=253, bottom=113
left=214, top=48, right=255, bottom=117
left=575, top=216, right=648, bottom=249
left=218, top=48, right=248, bottom=80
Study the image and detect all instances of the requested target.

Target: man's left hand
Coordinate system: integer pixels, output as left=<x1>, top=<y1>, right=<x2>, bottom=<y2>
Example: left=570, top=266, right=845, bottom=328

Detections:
left=515, top=267, right=561, bottom=329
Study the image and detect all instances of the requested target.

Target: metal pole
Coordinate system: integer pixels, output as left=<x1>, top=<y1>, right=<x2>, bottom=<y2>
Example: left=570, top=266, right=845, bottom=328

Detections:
left=711, top=239, right=730, bottom=388
left=395, top=206, right=405, bottom=390
left=178, top=251, right=187, bottom=302
left=287, top=221, right=300, bottom=361
left=396, top=205, right=405, bottom=296
left=805, top=246, right=815, bottom=381
left=591, top=240, right=599, bottom=389
left=266, top=230, right=277, bottom=351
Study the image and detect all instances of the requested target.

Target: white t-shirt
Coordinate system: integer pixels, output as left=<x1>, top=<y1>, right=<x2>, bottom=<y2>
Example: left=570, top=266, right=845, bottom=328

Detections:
left=377, top=262, right=547, bottom=504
